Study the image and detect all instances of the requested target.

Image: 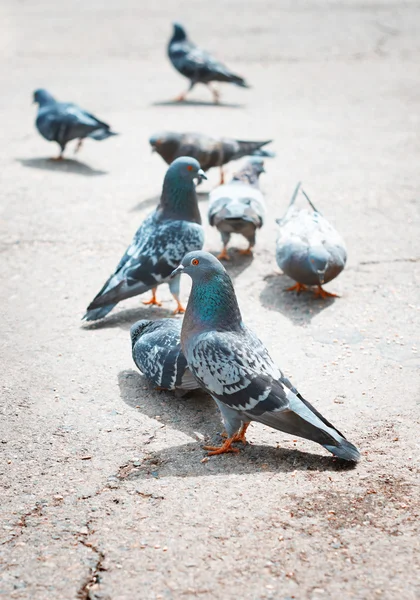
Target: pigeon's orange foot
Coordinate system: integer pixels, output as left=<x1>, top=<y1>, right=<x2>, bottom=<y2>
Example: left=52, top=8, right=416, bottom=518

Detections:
left=154, top=386, right=167, bottom=392
left=173, top=301, right=185, bottom=315
left=233, top=422, right=250, bottom=445
left=217, top=247, right=230, bottom=261
left=50, top=156, right=64, bottom=161
left=174, top=93, right=186, bottom=102
left=203, top=437, right=240, bottom=456
left=286, top=282, right=307, bottom=295
left=143, top=290, right=162, bottom=307
left=238, top=247, right=253, bottom=256
left=314, top=286, right=339, bottom=299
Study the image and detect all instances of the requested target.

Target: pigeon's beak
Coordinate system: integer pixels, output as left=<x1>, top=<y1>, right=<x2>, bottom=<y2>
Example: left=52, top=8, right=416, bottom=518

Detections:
left=317, top=270, right=326, bottom=285
left=170, top=265, right=185, bottom=279
left=197, top=169, right=207, bottom=183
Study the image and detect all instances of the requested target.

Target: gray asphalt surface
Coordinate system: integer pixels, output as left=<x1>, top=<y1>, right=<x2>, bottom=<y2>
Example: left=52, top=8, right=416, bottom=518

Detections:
left=1, top=1, right=419, bottom=599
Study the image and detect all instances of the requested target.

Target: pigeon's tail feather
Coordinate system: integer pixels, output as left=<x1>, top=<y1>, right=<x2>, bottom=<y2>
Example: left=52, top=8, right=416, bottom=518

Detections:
left=234, top=140, right=272, bottom=160
left=229, top=74, right=250, bottom=88
left=82, top=304, right=116, bottom=322
left=89, top=129, right=118, bottom=141
left=252, top=148, right=276, bottom=158
left=246, top=393, right=360, bottom=462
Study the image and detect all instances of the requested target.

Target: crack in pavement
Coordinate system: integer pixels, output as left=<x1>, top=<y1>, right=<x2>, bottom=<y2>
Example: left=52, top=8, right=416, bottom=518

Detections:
left=0, top=502, right=44, bottom=548
left=76, top=520, right=107, bottom=600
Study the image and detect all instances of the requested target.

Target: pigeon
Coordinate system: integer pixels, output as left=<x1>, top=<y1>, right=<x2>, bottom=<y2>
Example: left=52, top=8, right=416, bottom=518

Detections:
left=150, top=131, right=274, bottom=183
left=208, top=158, right=266, bottom=259
left=168, top=22, right=249, bottom=103
left=130, top=318, right=199, bottom=392
left=33, top=89, right=117, bottom=159
left=83, top=157, right=206, bottom=322
left=171, top=251, right=360, bottom=461
left=276, top=183, right=347, bottom=298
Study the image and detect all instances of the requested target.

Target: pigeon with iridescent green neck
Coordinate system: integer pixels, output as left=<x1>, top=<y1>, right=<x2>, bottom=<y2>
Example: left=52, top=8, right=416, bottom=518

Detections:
left=171, top=251, right=360, bottom=462
left=83, top=158, right=206, bottom=321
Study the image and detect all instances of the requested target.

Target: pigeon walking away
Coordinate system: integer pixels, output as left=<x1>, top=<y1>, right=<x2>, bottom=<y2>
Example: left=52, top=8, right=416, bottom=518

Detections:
left=276, top=183, right=347, bottom=299
left=208, top=158, right=266, bottom=259
left=150, top=131, right=274, bottom=183
left=171, top=251, right=360, bottom=461
left=33, top=89, right=117, bottom=160
left=131, top=319, right=199, bottom=392
left=83, top=157, right=206, bottom=322
left=168, top=22, right=249, bottom=104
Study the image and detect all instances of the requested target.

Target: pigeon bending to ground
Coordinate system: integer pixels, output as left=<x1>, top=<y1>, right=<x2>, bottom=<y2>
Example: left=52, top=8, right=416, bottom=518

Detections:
left=150, top=131, right=274, bottom=183
left=208, top=158, right=266, bottom=259
left=83, top=157, right=206, bottom=322
left=276, top=183, right=347, bottom=299
left=168, top=22, right=249, bottom=103
left=171, top=251, right=360, bottom=461
left=131, top=319, right=199, bottom=392
left=33, top=89, right=117, bottom=159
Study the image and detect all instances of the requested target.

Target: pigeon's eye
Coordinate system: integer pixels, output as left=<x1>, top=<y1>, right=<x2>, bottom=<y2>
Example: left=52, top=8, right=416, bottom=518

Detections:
left=191, top=258, right=199, bottom=266
left=187, top=165, right=194, bottom=171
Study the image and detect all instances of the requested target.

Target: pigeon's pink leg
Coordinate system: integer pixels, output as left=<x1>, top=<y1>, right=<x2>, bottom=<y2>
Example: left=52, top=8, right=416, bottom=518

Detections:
left=217, top=246, right=230, bottom=261
left=238, top=245, right=253, bottom=256
left=143, top=288, right=162, bottom=307
left=208, top=84, right=220, bottom=104
left=219, top=167, right=225, bottom=184
left=313, top=286, right=339, bottom=299
left=232, top=422, right=250, bottom=445
left=285, top=282, right=307, bottom=295
left=74, top=139, right=83, bottom=154
left=174, top=90, right=188, bottom=102
left=203, top=437, right=240, bottom=456
left=171, top=294, right=185, bottom=315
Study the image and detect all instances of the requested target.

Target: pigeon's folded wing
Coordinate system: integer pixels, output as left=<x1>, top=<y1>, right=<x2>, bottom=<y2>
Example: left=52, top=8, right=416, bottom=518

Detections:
left=188, top=329, right=291, bottom=415
left=87, top=215, right=204, bottom=309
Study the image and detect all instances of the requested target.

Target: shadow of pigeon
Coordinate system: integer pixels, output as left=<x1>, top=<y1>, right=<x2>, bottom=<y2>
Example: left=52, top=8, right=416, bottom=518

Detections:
left=118, top=369, right=218, bottom=438
left=116, top=442, right=352, bottom=481
left=130, top=192, right=208, bottom=213
left=81, top=305, right=176, bottom=331
left=17, top=157, right=107, bottom=176
left=152, top=99, right=244, bottom=109
left=260, top=272, right=336, bottom=326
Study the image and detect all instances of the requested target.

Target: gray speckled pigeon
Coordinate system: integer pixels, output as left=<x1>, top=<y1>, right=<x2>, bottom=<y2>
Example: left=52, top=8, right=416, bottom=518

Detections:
left=33, top=89, right=117, bottom=159
left=150, top=131, right=274, bottom=183
left=208, top=158, right=266, bottom=259
left=276, top=183, right=347, bottom=298
left=130, top=318, right=199, bottom=392
left=83, top=157, right=206, bottom=322
left=168, top=22, right=249, bottom=103
left=171, top=251, right=360, bottom=461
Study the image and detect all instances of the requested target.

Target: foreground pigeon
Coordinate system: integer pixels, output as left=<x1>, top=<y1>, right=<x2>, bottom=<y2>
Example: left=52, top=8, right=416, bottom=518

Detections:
left=130, top=318, right=199, bottom=392
left=171, top=251, right=360, bottom=461
left=150, top=131, right=274, bottom=183
left=168, top=22, right=249, bottom=103
left=83, top=157, right=206, bottom=321
left=276, top=183, right=347, bottom=298
left=33, top=89, right=117, bottom=159
left=208, top=158, right=266, bottom=259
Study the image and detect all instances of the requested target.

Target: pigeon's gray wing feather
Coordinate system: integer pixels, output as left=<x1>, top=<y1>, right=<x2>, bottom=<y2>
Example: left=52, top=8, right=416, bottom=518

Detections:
left=86, top=213, right=204, bottom=311
left=188, top=328, right=359, bottom=460
left=133, top=320, right=198, bottom=391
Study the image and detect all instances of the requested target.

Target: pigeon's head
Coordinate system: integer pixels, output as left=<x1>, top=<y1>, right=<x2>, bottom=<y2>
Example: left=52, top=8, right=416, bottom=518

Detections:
left=33, top=89, right=56, bottom=106
left=172, top=22, right=187, bottom=42
left=171, top=251, right=225, bottom=282
left=149, top=131, right=181, bottom=162
left=165, top=156, right=207, bottom=185
left=233, top=157, right=265, bottom=184
left=130, top=319, right=155, bottom=347
left=307, top=247, right=329, bottom=284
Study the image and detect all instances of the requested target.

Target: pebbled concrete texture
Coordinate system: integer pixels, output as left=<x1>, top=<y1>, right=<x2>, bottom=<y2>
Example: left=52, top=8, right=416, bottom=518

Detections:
left=0, top=1, right=419, bottom=599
